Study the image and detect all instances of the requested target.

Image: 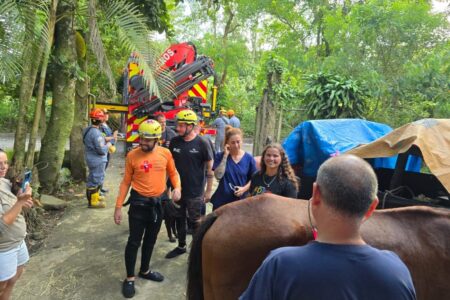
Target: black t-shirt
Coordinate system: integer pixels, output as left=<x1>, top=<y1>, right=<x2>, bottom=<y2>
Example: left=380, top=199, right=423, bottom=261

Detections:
left=161, top=127, right=177, bottom=148
left=249, top=172, right=297, bottom=198
left=170, top=135, right=213, bottom=198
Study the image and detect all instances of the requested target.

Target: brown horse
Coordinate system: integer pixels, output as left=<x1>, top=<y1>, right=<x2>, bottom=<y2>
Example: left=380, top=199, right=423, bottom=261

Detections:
left=187, top=194, right=450, bottom=300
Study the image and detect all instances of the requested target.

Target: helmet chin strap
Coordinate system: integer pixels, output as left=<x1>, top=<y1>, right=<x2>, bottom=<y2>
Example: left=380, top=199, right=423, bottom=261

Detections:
left=181, top=124, right=194, bottom=137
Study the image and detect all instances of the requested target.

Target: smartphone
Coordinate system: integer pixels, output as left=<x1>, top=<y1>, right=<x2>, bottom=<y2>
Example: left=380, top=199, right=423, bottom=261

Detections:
left=21, top=171, right=32, bottom=192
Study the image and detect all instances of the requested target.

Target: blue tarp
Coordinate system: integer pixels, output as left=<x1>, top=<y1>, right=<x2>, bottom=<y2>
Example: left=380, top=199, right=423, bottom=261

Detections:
left=282, top=119, right=421, bottom=177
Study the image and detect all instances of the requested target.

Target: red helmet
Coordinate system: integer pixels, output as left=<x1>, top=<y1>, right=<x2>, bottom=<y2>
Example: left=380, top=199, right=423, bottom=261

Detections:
left=89, top=108, right=106, bottom=121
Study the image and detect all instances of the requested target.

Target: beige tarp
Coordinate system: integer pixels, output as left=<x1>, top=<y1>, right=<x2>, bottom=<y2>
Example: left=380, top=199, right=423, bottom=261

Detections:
left=347, top=119, right=450, bottom=192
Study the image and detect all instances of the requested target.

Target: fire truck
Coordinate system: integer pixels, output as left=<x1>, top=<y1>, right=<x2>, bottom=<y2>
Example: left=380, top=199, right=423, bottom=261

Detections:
left=123, top=42, right=217, bottom=151
left=94, top=42, right=217, bottom=152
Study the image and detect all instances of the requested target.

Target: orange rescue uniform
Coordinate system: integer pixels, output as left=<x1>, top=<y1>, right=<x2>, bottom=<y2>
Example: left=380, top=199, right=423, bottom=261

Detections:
left=115, top=146, right=181, bottom=208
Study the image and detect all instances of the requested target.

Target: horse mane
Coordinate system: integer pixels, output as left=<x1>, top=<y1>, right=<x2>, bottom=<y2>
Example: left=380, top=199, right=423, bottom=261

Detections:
left=375, top=205, right=450, bottom=218
left=187, top=212, right=218, bottom=300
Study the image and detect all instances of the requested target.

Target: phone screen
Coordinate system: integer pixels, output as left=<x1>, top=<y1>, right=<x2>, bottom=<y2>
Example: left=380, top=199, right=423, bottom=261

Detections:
left=21, top=171, right=32, bottom=192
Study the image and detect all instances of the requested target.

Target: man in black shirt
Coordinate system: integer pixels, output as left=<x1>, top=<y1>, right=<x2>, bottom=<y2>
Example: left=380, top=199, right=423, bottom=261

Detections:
left=156, top=114, right=177, bottom=148
left=166, top=110, right=214, bottom=258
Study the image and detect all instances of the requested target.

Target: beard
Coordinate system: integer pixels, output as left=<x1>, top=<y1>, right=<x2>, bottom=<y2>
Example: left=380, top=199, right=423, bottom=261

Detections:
left=140, top=142, right=156, bottom=152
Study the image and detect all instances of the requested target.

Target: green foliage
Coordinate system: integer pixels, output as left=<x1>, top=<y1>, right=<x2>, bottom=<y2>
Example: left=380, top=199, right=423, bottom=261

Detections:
left=2, top=0, right=449, bottom=138
left=129, top=0, right=173, bottom=34
left=303, top=72, right=368, bottom=119
left=0, top=94, right=48, bottom=132
left=0, top=96, right=19, bottom=130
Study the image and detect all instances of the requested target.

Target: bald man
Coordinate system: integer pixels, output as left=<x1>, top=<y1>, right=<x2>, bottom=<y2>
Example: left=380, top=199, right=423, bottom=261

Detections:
left=241, top=155, right=416, bottom=300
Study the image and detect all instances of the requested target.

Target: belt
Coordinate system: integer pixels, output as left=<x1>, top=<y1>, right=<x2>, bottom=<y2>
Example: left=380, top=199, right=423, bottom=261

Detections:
left=123, top=189, right=162, bottom=207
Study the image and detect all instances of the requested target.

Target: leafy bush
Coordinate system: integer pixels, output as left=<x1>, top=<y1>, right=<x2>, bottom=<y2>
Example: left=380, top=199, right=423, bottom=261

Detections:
left=303, top=72, right=368, bottom=119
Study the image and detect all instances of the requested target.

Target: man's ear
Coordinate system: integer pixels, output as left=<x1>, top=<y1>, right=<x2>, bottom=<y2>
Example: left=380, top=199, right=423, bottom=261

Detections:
left=311, top=182, right=321, bottom=206
left=363, top=197, right=379, bottom=220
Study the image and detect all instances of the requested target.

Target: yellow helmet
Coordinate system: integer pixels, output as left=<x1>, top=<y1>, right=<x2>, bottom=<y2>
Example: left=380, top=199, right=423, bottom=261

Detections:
left=138, top=119, right=162, bottom=139
left=227, top=109, right=234, bottom=117
left=176, top=110, right=198, bottom=125
left=219, top=109, right=227, bottom=114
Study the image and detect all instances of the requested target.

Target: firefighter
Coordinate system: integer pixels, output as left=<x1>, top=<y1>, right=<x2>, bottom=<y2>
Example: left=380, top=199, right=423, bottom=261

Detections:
left=114, top=119, right=181, bottom=298
left=227, top=109, right=241, bottom=128
left=83, top=108, right=111, bottom=208
left=100, top=109, right=118, bottom=171
left=212, top=109, right=229, bottom=153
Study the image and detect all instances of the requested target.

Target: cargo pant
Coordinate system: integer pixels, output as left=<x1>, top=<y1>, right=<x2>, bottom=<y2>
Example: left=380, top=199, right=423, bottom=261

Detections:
left=174, top=196, right=203, bottom=248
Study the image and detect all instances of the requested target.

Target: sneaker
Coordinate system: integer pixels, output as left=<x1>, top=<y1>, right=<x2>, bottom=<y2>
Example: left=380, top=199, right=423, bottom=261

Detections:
left=165, top=246, right=186, bottom=259
left=138, top=270, right=164, bottom=282
left=122, top=279, right=135, bottom=298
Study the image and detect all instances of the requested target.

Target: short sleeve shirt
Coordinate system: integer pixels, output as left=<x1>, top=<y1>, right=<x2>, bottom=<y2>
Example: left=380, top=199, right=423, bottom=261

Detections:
left=249, top=172, right=297, bottom=198
left=240, top=242, right=416, bottom=300
left=170, top=135, right=213, bottom=198
left=211, top=152, right=256, bottom=209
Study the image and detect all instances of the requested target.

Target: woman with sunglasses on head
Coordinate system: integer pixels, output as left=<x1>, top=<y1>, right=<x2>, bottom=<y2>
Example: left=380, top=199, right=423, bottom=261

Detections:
left=0, top=149, right=33, bottom=300
left=249, top=143, right=299, bottom=198
left=211, top=126, right=257, bottom=210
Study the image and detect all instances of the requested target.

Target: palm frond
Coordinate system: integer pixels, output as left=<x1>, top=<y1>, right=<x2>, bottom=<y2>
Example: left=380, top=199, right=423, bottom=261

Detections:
left=0, top=0, right=51, bottom=82
left=103, top=0, right=175, bottom=100
left=0, top=0, right=22, bottom=82
left=0, top=0, right=15, bottom=15
left=88, top=0, right=116, bottom=93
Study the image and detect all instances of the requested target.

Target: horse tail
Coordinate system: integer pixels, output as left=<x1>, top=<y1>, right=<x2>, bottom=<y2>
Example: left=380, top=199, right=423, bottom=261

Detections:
left=187, top=212, right=218, bottom=300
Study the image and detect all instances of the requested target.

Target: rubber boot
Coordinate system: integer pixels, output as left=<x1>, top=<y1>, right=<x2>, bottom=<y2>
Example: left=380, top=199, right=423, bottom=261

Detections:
left=97, top=186, right=106, bottom=203
left=87, top=187, right=106, bottom=208
left=86, top=187, right=96, bottom=207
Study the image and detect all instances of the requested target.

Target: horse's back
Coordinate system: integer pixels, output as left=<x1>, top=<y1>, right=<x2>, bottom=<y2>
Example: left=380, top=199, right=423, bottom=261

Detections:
left=202, top=195, right=309, bottom=300
left=363, top=206, right=450, bottom=300
left=201, top=197, right=450, bottom=300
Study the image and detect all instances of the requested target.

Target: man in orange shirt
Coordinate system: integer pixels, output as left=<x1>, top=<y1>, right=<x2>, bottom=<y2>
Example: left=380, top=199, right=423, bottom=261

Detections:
left=114, top=119, right=181, bottom=299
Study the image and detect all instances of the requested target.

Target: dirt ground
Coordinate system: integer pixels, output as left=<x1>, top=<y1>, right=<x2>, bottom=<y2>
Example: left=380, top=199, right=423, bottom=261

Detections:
left=13, top=154, right=204, bottom=300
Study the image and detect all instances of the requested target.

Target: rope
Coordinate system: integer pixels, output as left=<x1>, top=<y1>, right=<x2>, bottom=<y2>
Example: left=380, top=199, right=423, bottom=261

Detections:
left=381, top=186, right=415, bottom=209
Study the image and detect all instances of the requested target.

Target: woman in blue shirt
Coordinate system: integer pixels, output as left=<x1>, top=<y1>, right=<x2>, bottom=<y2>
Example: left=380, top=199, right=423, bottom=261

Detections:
left=211, top=126, right=256, bottom=210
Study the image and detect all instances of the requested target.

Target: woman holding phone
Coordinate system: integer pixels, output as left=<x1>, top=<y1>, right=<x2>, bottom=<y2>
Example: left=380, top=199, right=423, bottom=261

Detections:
left=210, top=126, right=257, bottom=210
left=0, top=149, right=33, bottom=300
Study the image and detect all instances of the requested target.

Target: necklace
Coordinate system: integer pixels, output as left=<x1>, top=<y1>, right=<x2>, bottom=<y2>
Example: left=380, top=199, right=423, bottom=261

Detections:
left=262, top=174, right=277, bottom=187
left=308, top=199, right=318, bottom=240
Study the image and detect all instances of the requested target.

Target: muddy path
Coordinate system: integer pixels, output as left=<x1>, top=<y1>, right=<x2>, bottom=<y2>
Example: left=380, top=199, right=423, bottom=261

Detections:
left=13, top=154, right=198, bottom=300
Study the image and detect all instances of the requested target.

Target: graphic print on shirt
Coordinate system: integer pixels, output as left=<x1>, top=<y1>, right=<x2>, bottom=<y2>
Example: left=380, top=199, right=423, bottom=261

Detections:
left=252, top=186, right=272, bottom=196
left=140, top=160, right=152, bottom=173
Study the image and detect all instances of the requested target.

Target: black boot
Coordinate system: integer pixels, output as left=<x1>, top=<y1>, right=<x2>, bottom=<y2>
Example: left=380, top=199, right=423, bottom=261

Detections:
left=99, top=184, right=108, bottom=194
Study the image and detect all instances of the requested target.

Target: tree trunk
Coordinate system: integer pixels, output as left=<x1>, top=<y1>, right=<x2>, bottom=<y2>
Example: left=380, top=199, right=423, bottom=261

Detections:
left=38, top=0, right=77, bottom=193
left=276, top=106, right=283, bottom=142
left=254, top=91, right=276, bottom=156
left=39, top=95, right=47, bottom=137
left=253, top=68, right=281, bottom=155
left=25, top=0, right=58, bottom=170
left=11, top=18, right=43, bottom=177
left=70, top=32, right=88, bottom=181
